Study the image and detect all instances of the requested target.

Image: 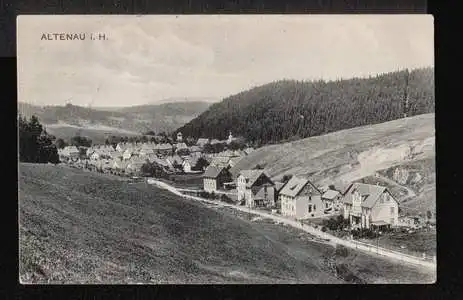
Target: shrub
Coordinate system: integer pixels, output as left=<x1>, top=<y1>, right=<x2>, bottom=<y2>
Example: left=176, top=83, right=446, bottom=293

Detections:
left=322, top=215, right=349, bottom=231
left=321, top=226, right=327, bottom=232
left=220, top=194, right=234, bottom=204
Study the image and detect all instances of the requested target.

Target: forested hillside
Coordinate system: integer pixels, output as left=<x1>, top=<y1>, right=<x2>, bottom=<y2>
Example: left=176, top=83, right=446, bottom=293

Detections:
left=176, top=68, right=434, bottom=146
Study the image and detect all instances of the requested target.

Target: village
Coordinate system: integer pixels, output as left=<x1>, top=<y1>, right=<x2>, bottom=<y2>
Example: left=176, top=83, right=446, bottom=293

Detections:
left=56, top=130, right=435, bottom=263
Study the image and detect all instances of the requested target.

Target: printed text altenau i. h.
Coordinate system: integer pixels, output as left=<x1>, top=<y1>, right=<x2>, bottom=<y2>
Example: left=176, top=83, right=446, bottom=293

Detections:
left=40, top=33, right=107, bottom=41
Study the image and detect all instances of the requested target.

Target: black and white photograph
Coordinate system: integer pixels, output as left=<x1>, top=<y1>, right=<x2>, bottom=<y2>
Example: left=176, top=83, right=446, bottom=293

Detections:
left=17, top=15, right=435, bottom=284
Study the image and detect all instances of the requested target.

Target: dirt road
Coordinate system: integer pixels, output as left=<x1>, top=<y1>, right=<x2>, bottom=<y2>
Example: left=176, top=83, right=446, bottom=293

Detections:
left=151, top=179, right=436, bottom=270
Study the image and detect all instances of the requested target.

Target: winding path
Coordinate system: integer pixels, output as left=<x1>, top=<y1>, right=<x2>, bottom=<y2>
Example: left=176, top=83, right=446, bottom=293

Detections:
left=148, top=178, right=436, bottom=270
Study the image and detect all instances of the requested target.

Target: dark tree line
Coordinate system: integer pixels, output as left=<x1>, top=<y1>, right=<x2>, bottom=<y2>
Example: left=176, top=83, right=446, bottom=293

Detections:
left=19, top=115, right=59, bottom=163
left=177, top=68, right=434, bottom=147
left=70, top=135, right=92, bottom=148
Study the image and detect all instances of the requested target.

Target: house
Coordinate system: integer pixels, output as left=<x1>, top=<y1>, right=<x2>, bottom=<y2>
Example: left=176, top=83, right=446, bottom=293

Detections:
left=149, top=156, right=172, bottom=170
left=166, top=155, right=183, bottom=167
left=139, top=145, right=155, bottom=157
left=196, top=138, right=209, bottom=147
left=203, top=166, right=232, bottom=193
left=182, top=156, right=200, bottom=173
left=112, top=159, right=129, bottom=172
left=342, top=183, right=399, bottom=229
left=321, top=189, right=342, bottom=212
left=122, top=149, right=134, bottom=160
left=273, top=181, right=288, bottom=209
left=243, top=147, right=255, bottom=155
left=279, top=176, right=323, bottom=219
left=237, top=170, right=275, bottom=208
left=115, top=142, right=127, bottom=152
left=175, top=142, right=188, bottom=153
left=61, top=146, right=80, bottom=160
left=154, top=143, right=173, bottom=156
left=126, top=158, right=148, bottom=175
left=189, top=145, right=202, bottom=154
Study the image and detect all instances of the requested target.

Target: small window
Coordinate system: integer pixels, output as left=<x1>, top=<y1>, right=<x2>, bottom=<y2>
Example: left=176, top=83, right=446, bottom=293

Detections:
left=308, top=205, right=312, bottom=213
left=309, top=196, right=312, bottom=202
left=314, top=205, right=316, bottom=211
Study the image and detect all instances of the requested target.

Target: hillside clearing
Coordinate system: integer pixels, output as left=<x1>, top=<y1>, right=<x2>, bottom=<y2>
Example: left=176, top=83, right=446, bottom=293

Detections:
left=231, top=113, right=434, bottom=189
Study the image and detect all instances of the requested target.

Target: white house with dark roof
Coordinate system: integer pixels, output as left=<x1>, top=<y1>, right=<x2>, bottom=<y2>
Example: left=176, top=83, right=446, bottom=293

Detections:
left=342, top=182, right=399, bottom=229
left=61, top=146, right=80, bottom=160
left=279, top=176, right=323, bottom=219
left=237, top=170, right=275, bottom=208
left=182, top=156, right=200, bottom=173
left=203, top=166, right=232, bottom=193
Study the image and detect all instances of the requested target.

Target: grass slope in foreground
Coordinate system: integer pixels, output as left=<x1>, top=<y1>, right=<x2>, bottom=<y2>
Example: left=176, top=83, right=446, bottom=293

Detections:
left=19, top=164, right=435, bottom=284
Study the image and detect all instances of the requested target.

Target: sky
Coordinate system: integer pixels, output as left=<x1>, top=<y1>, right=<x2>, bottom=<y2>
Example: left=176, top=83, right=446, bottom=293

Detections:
left=17, top=15, right=434, bottom=108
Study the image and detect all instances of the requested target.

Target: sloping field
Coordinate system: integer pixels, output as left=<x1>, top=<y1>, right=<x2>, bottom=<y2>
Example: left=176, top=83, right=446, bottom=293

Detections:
left=19, top=164, right=434, bottom=284
left=231, top=114, right=435, bottom=191
left=44, top=123, right=139, bottom=145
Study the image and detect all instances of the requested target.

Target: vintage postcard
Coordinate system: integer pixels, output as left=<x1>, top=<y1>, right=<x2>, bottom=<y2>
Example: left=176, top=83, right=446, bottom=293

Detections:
left=17, top=15, right=435, bottom=284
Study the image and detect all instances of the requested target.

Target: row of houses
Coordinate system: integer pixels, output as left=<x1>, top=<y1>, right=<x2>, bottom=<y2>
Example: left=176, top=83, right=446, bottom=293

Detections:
left=58, top=135, right=254, bottom=176
left=202, top=165, right=402, bottom=230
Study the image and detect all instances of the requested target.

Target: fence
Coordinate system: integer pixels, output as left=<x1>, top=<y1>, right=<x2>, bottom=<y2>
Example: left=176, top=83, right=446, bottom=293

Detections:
left=150, top=179, right=436, bottom=270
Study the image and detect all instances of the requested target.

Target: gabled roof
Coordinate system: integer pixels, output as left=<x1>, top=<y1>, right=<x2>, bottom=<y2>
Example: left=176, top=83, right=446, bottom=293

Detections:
left=275, top=181, right=287, bottom=192
left=342, top=182, right=393, bottom=209
left=189, top=145, right=202, bottom=152
left=166, top=155, right=183, bottom=165
left=203, top=165, right=226, bottom=178
left=64, top=145, right=79, bottom=152
left=150, top=157, right=170, bottom=167
left=279, top=176, right=319, bottom=198
left=322, top=189, right=340, bottom=200
left=238, top=170, right=272, bottom=188
left=175, top=142, right=188, bottom=149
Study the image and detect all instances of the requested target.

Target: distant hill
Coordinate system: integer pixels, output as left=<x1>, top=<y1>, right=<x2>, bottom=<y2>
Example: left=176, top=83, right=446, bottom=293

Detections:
left=176, top=67, right=434, bottom=146
left=229, top=113, right=435, bottom=214
left=17, top=101, right=212, bottom=143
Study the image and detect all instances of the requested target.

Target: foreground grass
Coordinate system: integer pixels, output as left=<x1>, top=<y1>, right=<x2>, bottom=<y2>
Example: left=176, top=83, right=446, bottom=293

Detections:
left=19, top=163, right=435, bottom=284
